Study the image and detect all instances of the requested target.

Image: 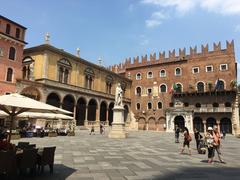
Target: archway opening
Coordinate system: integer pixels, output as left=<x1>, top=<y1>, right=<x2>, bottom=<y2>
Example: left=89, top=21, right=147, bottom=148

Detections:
left=174, top=116, right=185, bottom=131
left=138, top=118, right=146, bottom=130
left=87, top=99, right=97, bottom=121
left=62, top=95, right=75, bottom=114
left=157, top=117, right=166, bottom=131
left=220, top=118, right=232, bottom=134
left=76, top=98, right=86, bottom=126
left=46, top=93, right=60, bottom=107
left=108, top=102, right=114, bottom=125
left=100, top=101, right=107, bottom=122
left=193, top=117, right=204, bottom=132
left=206, top=117, right=216, bottom=128
left=148, top=117, right=156, bottom=130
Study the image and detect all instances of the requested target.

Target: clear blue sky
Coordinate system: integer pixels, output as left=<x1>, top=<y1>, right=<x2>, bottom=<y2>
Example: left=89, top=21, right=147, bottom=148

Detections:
left=1, top=0, right=239, bottom=80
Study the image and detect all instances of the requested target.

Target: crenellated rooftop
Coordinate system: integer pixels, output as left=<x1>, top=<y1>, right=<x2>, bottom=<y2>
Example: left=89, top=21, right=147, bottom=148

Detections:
left=109, top=40, right=235, bottom=73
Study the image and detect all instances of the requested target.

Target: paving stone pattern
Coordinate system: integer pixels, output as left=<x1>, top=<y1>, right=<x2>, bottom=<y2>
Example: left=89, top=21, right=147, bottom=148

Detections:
left=13, top=130, right=240, bottom=180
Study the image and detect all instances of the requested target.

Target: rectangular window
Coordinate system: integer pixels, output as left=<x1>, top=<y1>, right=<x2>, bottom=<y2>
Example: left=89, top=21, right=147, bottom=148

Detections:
left=16, top=28, right=20, bottom=39
left=220, top=64, right=228, bottom=71
left=192, top=67, right=199, bottom=74
left=206, top=65, right=213, bottom=72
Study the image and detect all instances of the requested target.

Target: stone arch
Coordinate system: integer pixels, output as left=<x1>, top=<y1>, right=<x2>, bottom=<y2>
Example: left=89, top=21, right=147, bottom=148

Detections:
left=196, top=81, right=205, bottom=92
left=206, top=117, right=216, bottom=128
left=220, top=117, right=232, bottom=134
left=124, top=105, right=129, bottom=122
left=148, top=117, right=156, bottom=131
left=62, top=94, right=75, bottom=113
left=76, top=97, right=87, bottom=126
left=174, top=115, right=185, bottom=131
left=108, top=102, right=114, bottom=125
left=157, top=116, right=166, bottom=131
left=100, top=101, right=107, bottom=122
left=138, top=117, right=146, bottom=130
left=46, top=92, right=61, bottom=107
left=87, top=99, right=98, bottom=121
left=21, top=86, right=41, bottom=100
left=193, top=117, right=204, bottom=132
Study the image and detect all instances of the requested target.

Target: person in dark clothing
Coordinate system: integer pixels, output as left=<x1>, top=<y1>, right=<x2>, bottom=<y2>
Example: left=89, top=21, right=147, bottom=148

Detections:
left=194, top=128, right=202, bottom=149
left=89, top=125, right=95, bottom=135
left=175, top=125, right=180, bottom=143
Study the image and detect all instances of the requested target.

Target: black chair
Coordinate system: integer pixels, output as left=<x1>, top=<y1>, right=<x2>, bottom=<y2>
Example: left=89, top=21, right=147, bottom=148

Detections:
left=18, top=148, right=38, bottom=175
left=0, top=150, right=17, bottom=179
left=26, top=144, right=36, bottom=149
left=37, top=146, right=56, bottom=173
left=17, top=142, right=30, bottom=149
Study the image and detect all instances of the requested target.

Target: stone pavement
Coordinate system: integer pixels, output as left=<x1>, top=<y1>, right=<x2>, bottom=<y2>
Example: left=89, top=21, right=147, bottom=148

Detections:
left=13, top=129, right=240, bottom=180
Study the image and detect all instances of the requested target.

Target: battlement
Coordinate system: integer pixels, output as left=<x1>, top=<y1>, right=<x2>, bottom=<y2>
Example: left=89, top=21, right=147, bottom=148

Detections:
left=110, top=40, right=234, bottom=73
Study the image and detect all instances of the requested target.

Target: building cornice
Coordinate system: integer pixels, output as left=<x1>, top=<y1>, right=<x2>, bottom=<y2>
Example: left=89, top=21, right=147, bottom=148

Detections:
left=0, top=32, right=27, bottom=45
left=24, top=44, right=131, bottom=83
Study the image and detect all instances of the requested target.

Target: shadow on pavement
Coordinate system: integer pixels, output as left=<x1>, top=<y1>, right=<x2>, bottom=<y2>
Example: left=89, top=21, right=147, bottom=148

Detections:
left=153, top=167, right=240, bottom=180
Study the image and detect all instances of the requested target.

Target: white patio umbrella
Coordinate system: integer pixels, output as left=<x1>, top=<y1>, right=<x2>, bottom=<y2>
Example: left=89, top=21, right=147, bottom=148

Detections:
left=0, top=93, right=72, bottom=142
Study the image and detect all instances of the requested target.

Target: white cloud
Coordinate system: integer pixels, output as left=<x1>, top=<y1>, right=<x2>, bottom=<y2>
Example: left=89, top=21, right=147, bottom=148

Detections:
left=145, top=11, right=168, bottom=28
left=141, top=0, right=240, bottom=28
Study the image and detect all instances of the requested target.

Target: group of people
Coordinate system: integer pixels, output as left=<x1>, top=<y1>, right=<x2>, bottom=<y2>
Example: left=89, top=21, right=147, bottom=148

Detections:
left=175, top=125, right=225, bottom=164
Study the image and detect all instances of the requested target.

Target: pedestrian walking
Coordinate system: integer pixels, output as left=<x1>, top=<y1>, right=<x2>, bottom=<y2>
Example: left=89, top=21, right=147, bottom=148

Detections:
left=180, top=127, right=192, bottom=155
left=100, top=123, right=105, bottom=135
left=205, top=127, right=215, bottom=164
left=175, top=125, right=180, bottom=143
left=194, top=128, right=203, bottom=150
left=89, top=125, right=95, bottom=135
left=213, top=125, right=225, bottom=163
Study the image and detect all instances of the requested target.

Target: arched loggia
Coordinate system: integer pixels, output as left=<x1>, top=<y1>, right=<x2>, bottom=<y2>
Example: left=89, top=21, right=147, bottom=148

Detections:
left=62, top=95, right=75, bottom=114
left=46, top=93, right=61, bottom=107
left=100, top=101, right=107, bottom=122
left=87, top=99, right=97, bottom=121
left=76, top=97, right=86, bottom=126
left=108, top=102, right=114, bottom=125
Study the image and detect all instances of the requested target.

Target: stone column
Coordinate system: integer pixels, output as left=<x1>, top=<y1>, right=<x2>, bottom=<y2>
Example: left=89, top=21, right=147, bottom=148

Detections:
left=95, top=108, right=99, bottom=126
left=43, top=51, right=48, bottom=79
left=233, top=94, right=240, bottom=135
left=217, top=120, right=220, bottom=132
left=166, top=112, right=171, bottom=132
left=73, top=104, right=77, bottom=130
left=84, top=106, right=88, bottom=126
left=203, top=120, right=207, bottom=134
left=106, top=108, right=109, bottom=126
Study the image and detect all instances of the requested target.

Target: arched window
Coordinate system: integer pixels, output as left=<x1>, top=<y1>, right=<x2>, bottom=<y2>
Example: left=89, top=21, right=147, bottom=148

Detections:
left=136, top=73, right=141, bottom=80
left=16, top=28, right=20, bottom=38
left=157, top=102, right=162, bottom=109
left=225, top=102, right=231, bottom=107
left=58, top=58, right=72, bottom=84
left=9, top=47, right=16, bottom=60
left=160, top=84, right=167, bottom=93
left=136, top=103, right=141, bottom=110
left=213, top=102, right=219, bottom=107
left=106, top=75, right=113, bottom=94
left=160, top=70, right=166, bottom=77
left=175, top=67, right=181, bottom=76
left=147, top=71, right=153, bottom=79
left=84, top=67, right=94, bottom=89
left=6, top=68, right=13, bottom=82
left=195, top=103, right=201, bottom=108
left=197, top=82, right=204, bottom=92
left=136, top=87, right=141, bottom=96
left=176, top=83, right=182, bottom=93
left=147, top=102, right=152, bottom=110
left=6, top=24, right=11, bottom=34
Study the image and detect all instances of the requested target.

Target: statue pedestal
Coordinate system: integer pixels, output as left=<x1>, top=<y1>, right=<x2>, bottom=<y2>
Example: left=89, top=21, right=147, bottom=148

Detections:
left=108, top=106, right=127, bottom=139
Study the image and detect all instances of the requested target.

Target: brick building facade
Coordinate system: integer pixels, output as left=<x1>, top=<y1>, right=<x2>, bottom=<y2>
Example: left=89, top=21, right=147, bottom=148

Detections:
left=111, top=41, right=239, bottom=134
left=0, top=15, right=27, bottom=95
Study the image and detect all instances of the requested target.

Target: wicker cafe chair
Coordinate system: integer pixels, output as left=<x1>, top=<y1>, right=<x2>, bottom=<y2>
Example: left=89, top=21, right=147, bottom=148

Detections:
left=0, top=150, right=17, bottom=179
left=37, top=146, right=56, bottom=173
left=18, top=148, right=38, bottom=175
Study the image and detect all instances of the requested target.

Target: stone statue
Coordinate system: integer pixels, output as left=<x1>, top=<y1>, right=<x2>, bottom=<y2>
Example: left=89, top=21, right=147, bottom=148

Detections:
left=45, top=32, right=50, bottom=44
left=115, top=83, right=123, bottom=106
